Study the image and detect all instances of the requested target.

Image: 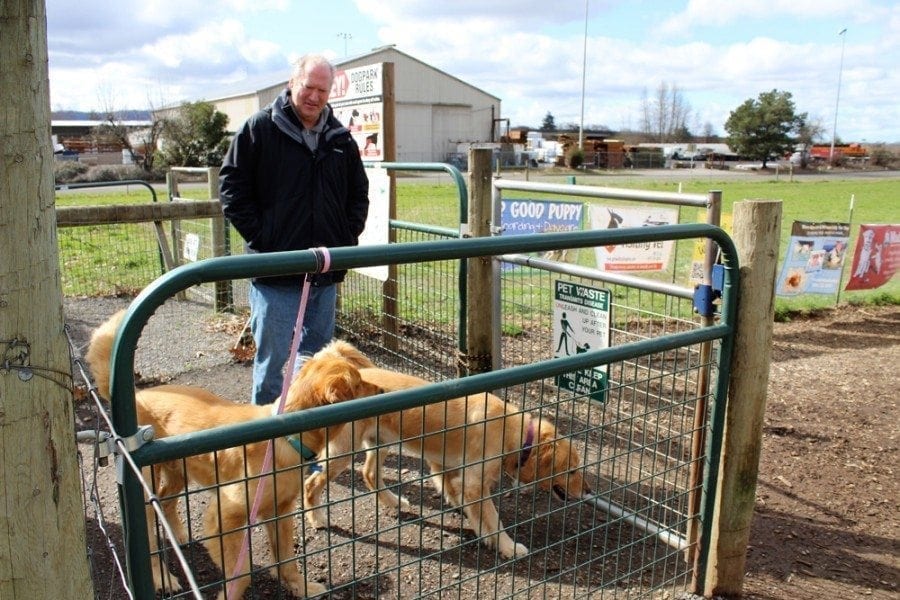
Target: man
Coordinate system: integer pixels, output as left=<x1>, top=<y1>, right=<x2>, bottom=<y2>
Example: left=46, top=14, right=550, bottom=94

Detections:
left=220, top=54, right=369, bottom=405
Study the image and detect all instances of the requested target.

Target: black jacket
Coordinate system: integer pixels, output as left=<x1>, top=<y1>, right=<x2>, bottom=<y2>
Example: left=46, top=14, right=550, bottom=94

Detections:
left=219, top=89, right=369, bottom=285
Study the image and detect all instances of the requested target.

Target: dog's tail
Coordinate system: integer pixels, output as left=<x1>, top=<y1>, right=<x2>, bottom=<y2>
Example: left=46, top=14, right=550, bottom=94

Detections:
left=84, top=309, right=127, bottom=399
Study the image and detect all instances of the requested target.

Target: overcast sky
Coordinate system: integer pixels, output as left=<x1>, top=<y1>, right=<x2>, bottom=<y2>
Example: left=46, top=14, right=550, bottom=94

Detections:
left=46, top=0, right=900, bottom=143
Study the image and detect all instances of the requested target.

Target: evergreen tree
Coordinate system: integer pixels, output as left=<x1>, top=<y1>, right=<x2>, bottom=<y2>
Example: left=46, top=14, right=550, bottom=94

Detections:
left=162, top=101, right=230, bottom=167
left=724, top=89, right=805, bottom=168
left=540, top=112, right=556, bottom=132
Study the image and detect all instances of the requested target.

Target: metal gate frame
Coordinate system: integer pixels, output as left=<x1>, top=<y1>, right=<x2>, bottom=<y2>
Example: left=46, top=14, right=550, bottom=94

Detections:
left=105, top=226, right=737, bottom=598
left=490, top=178, right=725, bottom=583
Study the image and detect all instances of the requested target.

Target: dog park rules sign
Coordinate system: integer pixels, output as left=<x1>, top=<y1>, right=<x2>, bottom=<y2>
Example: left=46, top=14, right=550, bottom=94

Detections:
left=552, top=281, right=610, bottom=402
left=330, top=63, right=384, bottom=161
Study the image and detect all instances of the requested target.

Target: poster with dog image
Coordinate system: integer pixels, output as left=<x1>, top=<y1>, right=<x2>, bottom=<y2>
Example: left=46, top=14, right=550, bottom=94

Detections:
left=331, top=63, right=384, bottom=161
left=588, top=205, right=678, bottom=271
left=844, top=224, right=899, bottom=291
left=776, top=221, right=850, bottom=296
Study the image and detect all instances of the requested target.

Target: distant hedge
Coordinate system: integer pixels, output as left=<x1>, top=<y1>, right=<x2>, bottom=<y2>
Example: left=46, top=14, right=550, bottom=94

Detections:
left=54, top=160, right=166, bottom=184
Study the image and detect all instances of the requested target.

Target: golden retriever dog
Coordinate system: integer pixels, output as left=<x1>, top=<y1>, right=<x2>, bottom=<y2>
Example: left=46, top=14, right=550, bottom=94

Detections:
left=85, top=312, right=382, bottom=599
left=303, top=343, right=592, bottom=559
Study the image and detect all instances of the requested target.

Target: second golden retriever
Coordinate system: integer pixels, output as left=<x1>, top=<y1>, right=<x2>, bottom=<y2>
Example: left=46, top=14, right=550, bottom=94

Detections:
left=86, top=312, right=382, bottom=599
left=303, top=342, right=591, bottom=559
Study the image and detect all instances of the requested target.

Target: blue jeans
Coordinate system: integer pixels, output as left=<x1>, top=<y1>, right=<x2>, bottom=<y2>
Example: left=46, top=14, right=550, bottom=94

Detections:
left=249, top=280, right=337, bottom=405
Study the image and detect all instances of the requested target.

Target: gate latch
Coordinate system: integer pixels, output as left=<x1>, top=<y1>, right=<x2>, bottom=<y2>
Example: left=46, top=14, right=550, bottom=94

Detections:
left=693, top=264, right=724, bottom=317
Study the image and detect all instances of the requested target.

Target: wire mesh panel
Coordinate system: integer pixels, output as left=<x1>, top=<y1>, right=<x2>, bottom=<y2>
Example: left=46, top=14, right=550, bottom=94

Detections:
left=59, top=222, right=166, bottom=297
left=64, top=171, right=735, bottom=599
left=498, top=261, right=715, bottom=596
left=97, top=346, right=716, bottom=599
left=340, top=223, right=461, bottom=381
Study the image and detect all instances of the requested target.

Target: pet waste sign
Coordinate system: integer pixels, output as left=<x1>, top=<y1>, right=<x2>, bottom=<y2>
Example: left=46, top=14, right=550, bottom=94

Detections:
left=552, top=280, right=610, bottom=402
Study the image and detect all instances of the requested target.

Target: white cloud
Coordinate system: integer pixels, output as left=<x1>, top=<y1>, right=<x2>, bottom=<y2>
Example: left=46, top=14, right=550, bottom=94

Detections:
left=42, top=0, right=900, bottom=141
left=657, top=0, right=879, bottom=35
left=141, top=19, right=280, bottom=70
left=356, top=0, right=587, bottom=26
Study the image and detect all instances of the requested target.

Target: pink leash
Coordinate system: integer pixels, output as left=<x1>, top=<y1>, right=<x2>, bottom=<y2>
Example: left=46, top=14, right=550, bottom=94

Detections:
left=227, top=247, right=331, bottom=597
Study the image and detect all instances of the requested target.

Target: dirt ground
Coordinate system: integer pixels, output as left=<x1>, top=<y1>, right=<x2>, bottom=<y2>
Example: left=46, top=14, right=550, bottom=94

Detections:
left=69, top=302, right=898, bottom=599
left=739, top=303, right=898, bottom=600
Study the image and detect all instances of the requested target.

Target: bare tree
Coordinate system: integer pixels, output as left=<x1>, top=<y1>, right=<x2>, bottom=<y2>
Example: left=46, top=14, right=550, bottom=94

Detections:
left=94, top=89, right=167, bottom=172
left=793, top=115, right=827, bottom=167
left=1, top=1, right=93, bottom=596
left=640, top=82, right=693, bottom=142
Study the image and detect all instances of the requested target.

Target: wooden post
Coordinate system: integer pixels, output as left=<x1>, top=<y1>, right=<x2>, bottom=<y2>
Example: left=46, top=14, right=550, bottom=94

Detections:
left=703, top=199, right=782, bottom=596
left=0, top=2, right=93, bottom=597
left=207, top=166, right=232, bottom=311
left=461, top=147, right=494, bottom=375
left=379, top=62, right=399, bottom=352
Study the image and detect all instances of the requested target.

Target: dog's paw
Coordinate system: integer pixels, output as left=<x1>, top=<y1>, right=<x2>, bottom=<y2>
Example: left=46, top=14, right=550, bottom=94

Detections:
left=282, top=571, right=327, bottom=598
left=377, top=490, right=412, bottom=513
left=499, top=540, right=530, bottom=559
left=305, top=507, right=328, bottom=529
left=294, top=579, right=327, bottom=598
left=152, top=569, right=182, bottom=594
left=282, top=570, right=328, bottom=598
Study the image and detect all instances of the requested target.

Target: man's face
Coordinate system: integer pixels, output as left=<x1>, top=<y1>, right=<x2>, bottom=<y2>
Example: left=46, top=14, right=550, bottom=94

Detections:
left=289, top=63, right=332, bottom=127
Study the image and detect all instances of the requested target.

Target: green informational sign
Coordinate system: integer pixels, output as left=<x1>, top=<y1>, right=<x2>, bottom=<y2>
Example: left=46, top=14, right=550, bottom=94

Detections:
left=552, top=280, right=610, bottom=403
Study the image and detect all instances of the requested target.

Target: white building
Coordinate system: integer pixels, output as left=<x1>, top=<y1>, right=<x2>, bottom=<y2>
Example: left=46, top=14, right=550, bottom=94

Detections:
left=206, top=46, right=501, bottom=163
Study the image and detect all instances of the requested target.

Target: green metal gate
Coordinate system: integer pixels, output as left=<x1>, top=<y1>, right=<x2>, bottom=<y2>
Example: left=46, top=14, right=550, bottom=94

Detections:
left=99, top=222, right=737, bottom=599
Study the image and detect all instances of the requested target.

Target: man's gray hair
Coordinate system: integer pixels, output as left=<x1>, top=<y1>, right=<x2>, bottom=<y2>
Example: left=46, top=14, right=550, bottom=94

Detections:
left=291, top=54, right=335, bottom=84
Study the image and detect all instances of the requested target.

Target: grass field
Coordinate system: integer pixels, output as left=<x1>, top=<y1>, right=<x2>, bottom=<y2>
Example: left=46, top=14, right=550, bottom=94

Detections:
left=56, top=173, right=899, bottom=316
left=393, top=173, right=899, bottom=317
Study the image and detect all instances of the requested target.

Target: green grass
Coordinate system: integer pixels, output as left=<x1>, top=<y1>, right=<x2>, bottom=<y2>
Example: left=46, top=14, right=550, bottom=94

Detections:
left=56, top=175, right=899, bottom=315
left=393, top=174, right=899, bottom=316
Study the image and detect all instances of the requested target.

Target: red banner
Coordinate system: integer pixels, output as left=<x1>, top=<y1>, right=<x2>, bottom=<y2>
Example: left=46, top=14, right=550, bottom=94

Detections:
left=844, top=224, right=899, bottom=291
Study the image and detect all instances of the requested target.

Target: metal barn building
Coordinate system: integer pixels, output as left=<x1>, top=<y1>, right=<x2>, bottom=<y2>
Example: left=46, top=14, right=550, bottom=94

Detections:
left=208, top=46, right=501, bottom=163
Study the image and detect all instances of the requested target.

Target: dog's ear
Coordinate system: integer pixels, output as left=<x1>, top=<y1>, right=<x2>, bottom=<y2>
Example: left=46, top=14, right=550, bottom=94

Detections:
left=319, top=361, right=364, bottom=404
left=534, top=441, right=560, bottom=486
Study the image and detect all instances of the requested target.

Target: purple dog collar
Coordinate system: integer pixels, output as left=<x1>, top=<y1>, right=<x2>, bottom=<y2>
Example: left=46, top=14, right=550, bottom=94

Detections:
left=518, top=420, right=535, bottom=468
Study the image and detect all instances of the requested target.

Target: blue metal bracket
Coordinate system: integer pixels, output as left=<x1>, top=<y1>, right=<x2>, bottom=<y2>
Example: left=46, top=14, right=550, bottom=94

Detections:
left=711, top=263, right=725, bottom=294
left=693, top=264, right=725, bottom=317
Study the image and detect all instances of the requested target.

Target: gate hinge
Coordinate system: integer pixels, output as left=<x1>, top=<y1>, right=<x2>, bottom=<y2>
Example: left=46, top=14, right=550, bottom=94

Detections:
left=76, top=426, right=155, bottom=482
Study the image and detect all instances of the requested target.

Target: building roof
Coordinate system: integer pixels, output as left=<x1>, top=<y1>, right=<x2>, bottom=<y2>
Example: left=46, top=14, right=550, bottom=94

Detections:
left=205, top=46, right=500, bottom=104
left=52, top=120, right=152, bottom=128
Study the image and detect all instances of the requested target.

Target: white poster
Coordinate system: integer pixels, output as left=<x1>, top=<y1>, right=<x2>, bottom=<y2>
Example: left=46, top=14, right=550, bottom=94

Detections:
left=589, top=205, right=678, bottom=271
left=354, top=167, right=390, bottom=281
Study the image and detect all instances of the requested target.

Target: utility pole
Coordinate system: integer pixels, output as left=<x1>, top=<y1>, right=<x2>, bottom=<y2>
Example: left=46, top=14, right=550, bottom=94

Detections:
left=337, top=32, right=352, bottom=57
left=578, top=0, right=589, bottom=150
left=828, top=28, right=847, bottom=166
